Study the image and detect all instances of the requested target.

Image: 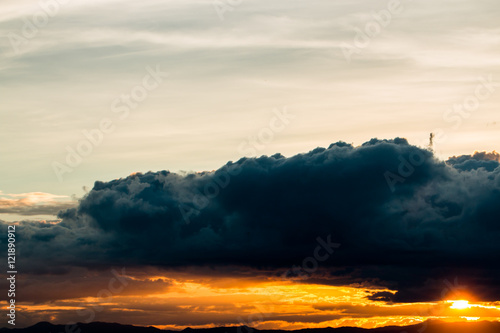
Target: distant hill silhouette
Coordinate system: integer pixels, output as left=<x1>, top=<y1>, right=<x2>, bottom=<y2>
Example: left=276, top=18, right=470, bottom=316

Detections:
left=1, top=320, right=500, bottom=333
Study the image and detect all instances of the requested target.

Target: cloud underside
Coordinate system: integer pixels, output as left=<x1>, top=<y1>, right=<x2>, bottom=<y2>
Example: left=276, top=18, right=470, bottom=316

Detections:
left=4, top=138, right=500, bottom=303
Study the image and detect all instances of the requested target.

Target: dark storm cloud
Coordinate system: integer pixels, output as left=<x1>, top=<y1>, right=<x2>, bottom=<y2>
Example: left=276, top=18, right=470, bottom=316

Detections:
left=3, top=138, right=500, bottom=302
left=446, top=150, right=500, bottom=172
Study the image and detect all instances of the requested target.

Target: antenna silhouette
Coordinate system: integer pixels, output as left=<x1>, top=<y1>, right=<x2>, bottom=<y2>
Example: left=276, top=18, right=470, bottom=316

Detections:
left=428, top=132, right=434, bottom=151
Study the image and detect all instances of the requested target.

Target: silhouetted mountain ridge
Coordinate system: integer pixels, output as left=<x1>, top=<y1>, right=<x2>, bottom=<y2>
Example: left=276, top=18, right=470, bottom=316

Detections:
left=1, top=320, right=500, bottom=333
left=0, top=322, right=162, bottom=333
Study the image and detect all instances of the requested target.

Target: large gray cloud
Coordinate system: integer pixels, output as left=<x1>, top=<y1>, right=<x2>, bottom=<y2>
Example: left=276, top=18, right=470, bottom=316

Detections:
left=3, top=138, right=500, bottom=302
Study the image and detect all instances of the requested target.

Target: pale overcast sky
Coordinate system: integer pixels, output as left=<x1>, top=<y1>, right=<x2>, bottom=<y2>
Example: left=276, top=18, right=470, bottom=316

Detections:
left=1, top=0, right=499, bottom=221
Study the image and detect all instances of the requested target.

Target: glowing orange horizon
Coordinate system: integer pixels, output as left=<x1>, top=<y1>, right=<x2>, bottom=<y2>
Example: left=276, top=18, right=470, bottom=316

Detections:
left=11, top=272, right=500, bottom=329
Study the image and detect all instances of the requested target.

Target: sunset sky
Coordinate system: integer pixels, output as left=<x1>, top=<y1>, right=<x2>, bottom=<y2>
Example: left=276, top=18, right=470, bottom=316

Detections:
left=1, top=0, right=500, bottom=329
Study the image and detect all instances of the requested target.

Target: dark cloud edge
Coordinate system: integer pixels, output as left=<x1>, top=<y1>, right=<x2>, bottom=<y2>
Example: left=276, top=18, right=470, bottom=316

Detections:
left=3, top=138, right=500, bottom=303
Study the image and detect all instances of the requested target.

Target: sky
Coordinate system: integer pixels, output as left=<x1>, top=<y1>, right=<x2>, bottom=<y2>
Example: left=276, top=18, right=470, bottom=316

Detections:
left=1, top=0, right=500, bottom=329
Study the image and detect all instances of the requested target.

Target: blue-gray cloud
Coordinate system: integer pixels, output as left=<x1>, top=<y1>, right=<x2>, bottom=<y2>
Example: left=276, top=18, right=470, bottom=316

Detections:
left=3, top=138, right=500, bottom=302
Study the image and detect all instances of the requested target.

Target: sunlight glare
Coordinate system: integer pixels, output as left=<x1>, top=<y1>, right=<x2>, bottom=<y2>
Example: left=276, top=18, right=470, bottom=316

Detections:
left=448, top=300, right=471, bottom=310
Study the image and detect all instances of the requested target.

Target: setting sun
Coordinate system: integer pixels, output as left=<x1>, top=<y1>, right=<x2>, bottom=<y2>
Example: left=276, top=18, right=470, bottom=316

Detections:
left=3, top=0, right=500, bottom=331
left=448, top=300, right=472, bottom=310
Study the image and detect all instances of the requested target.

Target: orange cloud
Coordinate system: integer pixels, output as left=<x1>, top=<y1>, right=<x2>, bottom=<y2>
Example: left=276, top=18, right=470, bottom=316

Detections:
left=13, top=269, right=500, bottom=329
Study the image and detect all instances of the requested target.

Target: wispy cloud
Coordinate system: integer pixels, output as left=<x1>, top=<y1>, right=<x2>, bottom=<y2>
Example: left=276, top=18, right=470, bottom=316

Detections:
left=0, top=191, right=76, bottom=216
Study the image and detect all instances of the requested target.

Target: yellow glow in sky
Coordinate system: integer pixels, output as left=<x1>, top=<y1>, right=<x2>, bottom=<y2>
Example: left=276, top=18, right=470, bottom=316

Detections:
left=448, top=300, right=471, bottom=310
left=15, top=272, right=500, bottom=329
